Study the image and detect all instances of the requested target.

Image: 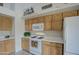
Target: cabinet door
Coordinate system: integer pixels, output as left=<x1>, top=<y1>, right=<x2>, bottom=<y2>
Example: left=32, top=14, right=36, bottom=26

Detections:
left=50, top=46, right=57, bottom=55
left=37, top=16, right=45, bottom=23
left=63, top=10, right=77, bottom=18
left=0, top=41, right=5, bottom=53
left=0, top=16, right=3, bottom=30
left=42, top=41, right=51, bottom=55
left=28, top=19, right=32, bottom=31
left=77, top=10, right=79, bottom=16
left=44, top=15, right=52, bottom=31
left=42, top=44, right=50, bottom=55
left=4, top=16, right=12, bottom=31
left=10, top=39, right=15, bottom=52
left=53, top=13, right=63, bottom=22
left=52, top=21, right=62, bottom=31
left=5, top=39, right=15, bottom=54
left=22, top=38, right=29, bottom=51
left=25, top=20, right=29, bottom=31
left=32, top=18, right=38, bottom=24
left=52, top=13, right=63, bottom=31
left=50, top=43, right=63, bottom=55
left=4, top=40, right=11, bottom=53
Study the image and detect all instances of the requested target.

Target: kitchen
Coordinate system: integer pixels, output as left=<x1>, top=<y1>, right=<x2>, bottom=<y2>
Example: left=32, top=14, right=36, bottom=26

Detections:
left=0, top=3, right=79, bottom=55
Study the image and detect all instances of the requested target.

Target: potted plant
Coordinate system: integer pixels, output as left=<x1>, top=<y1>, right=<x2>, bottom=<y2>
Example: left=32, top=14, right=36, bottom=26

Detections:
left=24, top=32, right=31, bottom=37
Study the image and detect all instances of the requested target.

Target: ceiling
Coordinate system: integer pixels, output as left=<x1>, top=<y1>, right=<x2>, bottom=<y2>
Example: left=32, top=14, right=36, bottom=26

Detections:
left=14, top=3, right=79, bottom=19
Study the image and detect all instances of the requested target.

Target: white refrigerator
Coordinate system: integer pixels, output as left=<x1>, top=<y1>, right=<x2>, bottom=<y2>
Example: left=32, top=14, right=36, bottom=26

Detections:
left=64, top=16, right=79, bottom=55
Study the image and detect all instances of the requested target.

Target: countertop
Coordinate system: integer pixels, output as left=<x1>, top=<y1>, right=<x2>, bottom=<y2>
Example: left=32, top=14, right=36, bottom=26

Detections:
left=0, top=37, right=15, bottom=41
left=43, top=37, right=64, bottom=43
left=22, top=37, right=30, bottom=39
left=22, top=36, right=64, bottom=43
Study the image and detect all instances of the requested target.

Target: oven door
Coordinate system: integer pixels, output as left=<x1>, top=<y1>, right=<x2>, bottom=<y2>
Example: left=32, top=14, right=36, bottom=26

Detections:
left=30, top=40, right=42, bottom=54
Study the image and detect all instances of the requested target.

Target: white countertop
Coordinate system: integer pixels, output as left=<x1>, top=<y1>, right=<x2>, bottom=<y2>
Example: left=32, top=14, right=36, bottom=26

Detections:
left=22, top=36, right=64, bottom=43
left=43, top=37, right=64, bottom=43
left=0, top=37, right=15, bottom=41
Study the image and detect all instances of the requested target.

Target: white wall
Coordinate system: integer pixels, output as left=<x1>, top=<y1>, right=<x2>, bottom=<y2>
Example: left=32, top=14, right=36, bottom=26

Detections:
left=0, top=6, right=15, bottom=17
left=0, top=3, right=25, bottom=52
left=23, top=3, right=79, bottom=19
left=14, top=4, right=25, bottom=52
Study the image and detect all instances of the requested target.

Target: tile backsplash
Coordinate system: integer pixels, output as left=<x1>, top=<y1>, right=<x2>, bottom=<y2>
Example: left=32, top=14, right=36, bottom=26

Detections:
left=0, top=31, right=14, bottom=38
left=31, top=31, right=63, bottom=38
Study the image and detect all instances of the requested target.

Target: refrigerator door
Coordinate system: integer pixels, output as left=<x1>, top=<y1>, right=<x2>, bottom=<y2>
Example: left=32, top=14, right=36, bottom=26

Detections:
left=64, top=16, right=79, bottom=54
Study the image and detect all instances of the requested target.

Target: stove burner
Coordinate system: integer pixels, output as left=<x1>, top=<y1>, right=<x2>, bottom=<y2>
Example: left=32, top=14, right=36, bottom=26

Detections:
left=31, top=36, right=37, bottom=38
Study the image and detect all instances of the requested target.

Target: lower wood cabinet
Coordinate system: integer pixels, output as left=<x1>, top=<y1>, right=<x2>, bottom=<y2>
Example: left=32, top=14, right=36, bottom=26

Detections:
left=22, top=38, right=29, bottom=51
left=42, top=44, right=50, bottom=55
left=0, top=41, right=5, bottom=53
left=42, top=41, right=63, bottom=55
left=0, top=39, right=15, bottom=55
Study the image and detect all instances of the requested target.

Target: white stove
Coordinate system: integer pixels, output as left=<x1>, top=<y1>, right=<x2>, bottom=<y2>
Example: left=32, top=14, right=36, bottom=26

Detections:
left=29, top=34, right=44, bottom=55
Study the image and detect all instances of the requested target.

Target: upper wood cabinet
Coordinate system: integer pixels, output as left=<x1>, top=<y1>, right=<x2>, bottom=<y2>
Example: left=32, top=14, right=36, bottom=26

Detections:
left=53, top=13, right=63, bottom=22
left=52, top=13, right=63, bottom=31
left=0, top=16, right=3, bottom=30
left=44, top=15, right=52, bottom=31
left=25, top=10, right=79, bottom=31
left=77, top=10, right=79, bottom=16
left=25, top=20, right=29, bottom=31
left=52, top=21, right=62, bottom=31
left=0, top=16, right=12, bottom=31
left=37, top=16, right=45, bottom=23
left=28, top=19, right=32, bottom=31
left=3, top=16, right=12, bottom=31
left=63, top=10, right=77, bottom=18
left=32, top=18, right=39, bottom=24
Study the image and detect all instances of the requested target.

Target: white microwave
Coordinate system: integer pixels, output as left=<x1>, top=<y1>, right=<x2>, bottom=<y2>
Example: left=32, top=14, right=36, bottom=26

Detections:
left=32, top=23, right=44, bottom=31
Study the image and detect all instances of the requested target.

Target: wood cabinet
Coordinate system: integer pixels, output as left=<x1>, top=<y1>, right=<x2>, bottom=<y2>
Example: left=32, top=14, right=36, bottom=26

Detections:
left=25, top=10, right=79, bottom=31
left=42, top=41, right=63, bottom=55
left=0, top=39, right=15, bottom=55
left=4, top=39, right=15, bottom=53
left=37, top=16, right=45, bottom=23
left=52, top=21, right=62, bottom=31
left=77, top=10, right=79, bottom=16
left=32, top=18, right=39, bottom=24
left=50, top=42, right=63, bottom=55
left=25, top=20, right=29, bottom=31
left=0, top=15, right=12, bottom=31
left=44, top=15, right=52, bottom=31
left=42, top=41, right=51, bottom=55
left=52, top=13, right=63, bottom=31
left=0, top=16, right=3, bottom=30
left=0, top=41, right=5, bottom=53
left=22, top=38, right=29, bottom=51
left=42, top=44, right=50, bottom=55
left=28, top=19, right=32, bottom=31
left=63, top=10, right=77, bottom=18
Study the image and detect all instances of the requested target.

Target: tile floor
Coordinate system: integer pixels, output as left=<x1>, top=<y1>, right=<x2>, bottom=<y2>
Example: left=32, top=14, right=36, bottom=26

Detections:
left=11, top=50, right=32, bottom=55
